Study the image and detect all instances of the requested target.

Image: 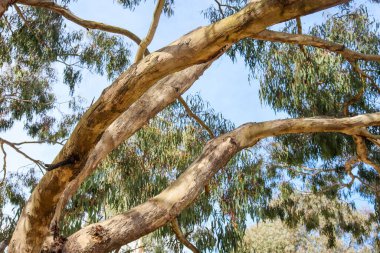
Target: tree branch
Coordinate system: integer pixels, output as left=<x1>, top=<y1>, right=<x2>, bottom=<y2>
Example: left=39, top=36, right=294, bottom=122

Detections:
left=9, top=1, right=349, bottom=251
left=178, top=96, right=215, bottom=139
left=353, top=135, right=380, bottom=173
left=0, top=137, right=45, bottom=170
left=295, top=16, right=309, bottom=57
left=17, top=0, right=149, bottom=55
left=134, top=0, right=165, bottom=62
left=348, top=59, right=380, bottom=94
left=50, top=60, right=218, bottom=228
left=170, top=218, right=200, bottom=253
left=253, top=29, right=380, bottom=62
left=61, top=112, right=380, bottom=252
left=0, top=0, right=15, bottom=18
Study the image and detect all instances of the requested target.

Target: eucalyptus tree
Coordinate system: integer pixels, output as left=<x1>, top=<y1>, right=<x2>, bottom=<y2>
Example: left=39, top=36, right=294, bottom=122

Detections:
left=0, top=0, right=380, bottom=252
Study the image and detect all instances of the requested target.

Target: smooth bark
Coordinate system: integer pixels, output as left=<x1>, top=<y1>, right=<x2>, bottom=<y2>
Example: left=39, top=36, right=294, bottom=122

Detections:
left=9, top=0, right=349, bottom=252
left=62, top=113, right=380, bottom=252
left=51, top=60, right=218, bottom=226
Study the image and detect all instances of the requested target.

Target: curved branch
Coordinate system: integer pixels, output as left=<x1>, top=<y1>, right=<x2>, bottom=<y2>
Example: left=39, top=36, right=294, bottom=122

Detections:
left=178, top=96, right=215, bottom=139
left=134, top=0, right=165, bottom=62
left=253, top=29, right=380, bottom=62
left=353, top=135, right=380, bottom=173
left=0, top=138, right=45, bottom=170
left=348, top=59, right=380, bottom=94
left=170, top=218, right=200, bottom=253
left=9, top=1, right=349, bottom=252
left=61, top=113, right=380, bottom=252
left=17, top=0, right=149, bottom=55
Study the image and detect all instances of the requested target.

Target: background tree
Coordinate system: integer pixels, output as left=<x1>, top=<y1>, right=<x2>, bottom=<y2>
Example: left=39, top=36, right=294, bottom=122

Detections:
left=0, top=0, right=379, bottom=252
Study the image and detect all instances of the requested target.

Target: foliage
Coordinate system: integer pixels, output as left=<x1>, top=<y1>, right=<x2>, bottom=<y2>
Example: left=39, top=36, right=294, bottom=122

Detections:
left=0, top=4, right=130, bottom=141
left=0, top=0, right=380, bottom=252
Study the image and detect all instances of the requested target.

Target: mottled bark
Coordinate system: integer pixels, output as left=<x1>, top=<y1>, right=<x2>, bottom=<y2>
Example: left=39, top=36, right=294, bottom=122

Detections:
left=62, top=113, right=380, bottom=252
left=9, top=0, right=349, bottom=252
left=51, top=61, right=218, bottom=226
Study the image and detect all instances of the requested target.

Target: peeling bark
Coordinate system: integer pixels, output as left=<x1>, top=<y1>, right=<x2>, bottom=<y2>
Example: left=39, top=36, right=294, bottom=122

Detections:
left=9, top=0, right=349, bottom=252
left=61, top=113, right=380, bottom=252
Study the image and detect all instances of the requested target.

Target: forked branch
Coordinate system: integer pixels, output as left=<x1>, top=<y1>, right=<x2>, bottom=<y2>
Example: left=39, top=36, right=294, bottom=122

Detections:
left=62, top=113, right=380, bottom=252
left=253, top=30, right=380, bottom=62
left=171, top=218, right=200, bottom=253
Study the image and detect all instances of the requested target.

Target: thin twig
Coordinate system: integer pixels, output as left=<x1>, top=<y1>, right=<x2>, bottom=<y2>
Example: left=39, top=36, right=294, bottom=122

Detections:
left=18, top=0, right=149, bottom=55
left=359, top=132, right=380, bottom=148
left=178, top=96, right=215, bottom=139
left=14, top=4, right=45, bottom=46
left=214, top=0, right=225, bottom=18
left=0, top=137, right=45, bottom=170
left=171, top=218, right=200, bottom=253
left=134, top=0, right=165, bottom=62
left=13, top=140, right=65, bottom=146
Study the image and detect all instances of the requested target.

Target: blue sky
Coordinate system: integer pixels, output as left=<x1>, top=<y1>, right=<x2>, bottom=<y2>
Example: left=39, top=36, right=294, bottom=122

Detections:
left=2, top=0, right=379, bottom=223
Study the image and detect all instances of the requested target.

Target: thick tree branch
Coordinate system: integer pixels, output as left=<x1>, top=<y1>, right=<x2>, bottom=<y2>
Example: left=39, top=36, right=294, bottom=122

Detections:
left=170, top=218, right=200, bottom=253
left=9, top=1, right=349, bottom=252
left=50, top=60, right=218, bottom=227
left=253, top=29, right=380, bottom=62
left=17, top=0, right=149, bottom=55
left=214, top=0, right=226, bottom=18
left=356, top=128, right=380, bottom=148
left=134, top=0, right=165, bottom=62
left=61, top=113, right=380, bottom=252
